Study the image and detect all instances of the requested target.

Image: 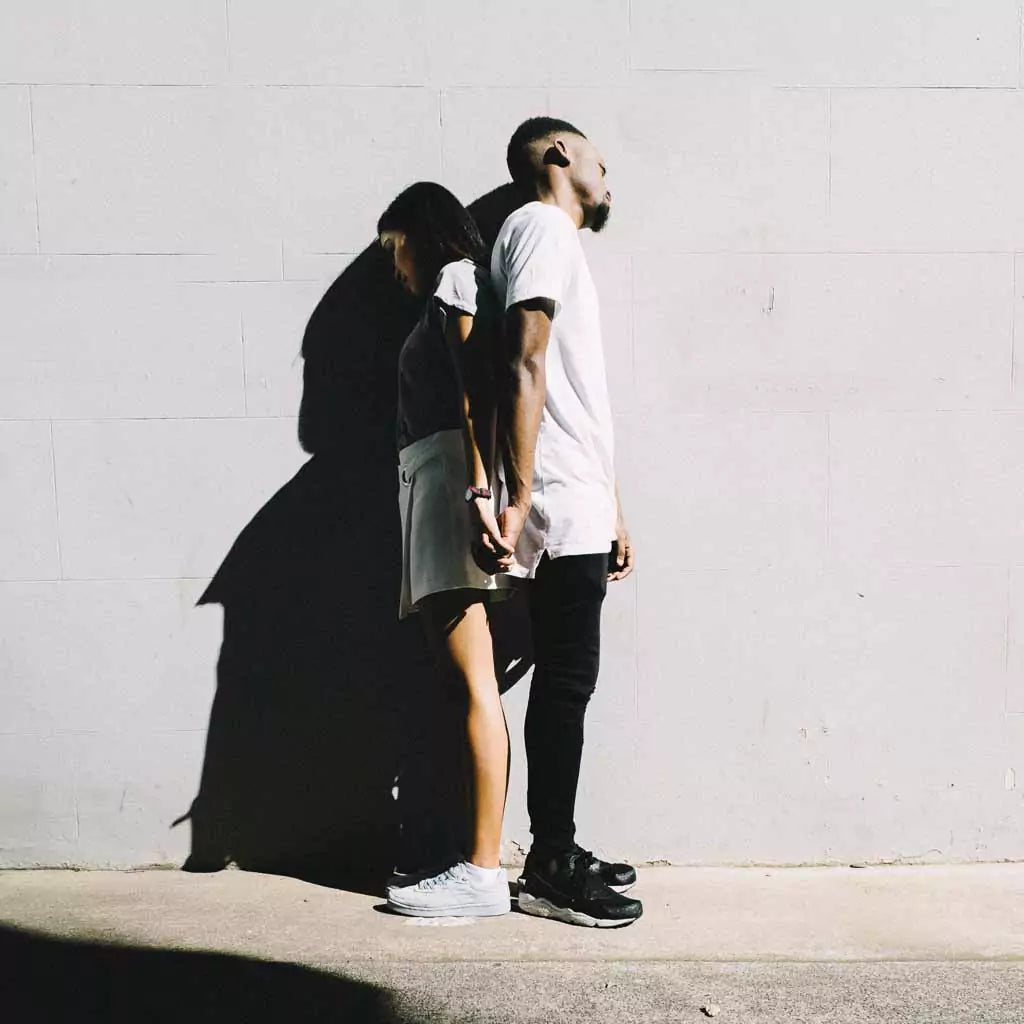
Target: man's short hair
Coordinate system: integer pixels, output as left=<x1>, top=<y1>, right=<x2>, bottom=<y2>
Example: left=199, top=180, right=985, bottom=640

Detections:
left=506, top=117, right=587, bottom=187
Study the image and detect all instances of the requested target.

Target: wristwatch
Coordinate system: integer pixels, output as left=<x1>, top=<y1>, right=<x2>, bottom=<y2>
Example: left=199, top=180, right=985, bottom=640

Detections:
left=464, top=485, right=493, bottom=502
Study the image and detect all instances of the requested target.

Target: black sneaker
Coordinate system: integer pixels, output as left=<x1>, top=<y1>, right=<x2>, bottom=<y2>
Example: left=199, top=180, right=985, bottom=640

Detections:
left=517, top=849, right=643, bottom=928
left=571, top=844, right=637, bottom=893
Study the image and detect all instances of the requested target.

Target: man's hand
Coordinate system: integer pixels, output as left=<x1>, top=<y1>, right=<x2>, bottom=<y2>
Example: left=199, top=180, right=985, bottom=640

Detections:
left=470, top=498, right=515, bottom=574
left=497, top=502, right=530, bottom=562
left=608, top=518, right=635, bottom=582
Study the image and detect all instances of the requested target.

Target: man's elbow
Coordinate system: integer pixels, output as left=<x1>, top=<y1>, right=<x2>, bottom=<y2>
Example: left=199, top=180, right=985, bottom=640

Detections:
left=510, top=352, right=545, bottom=388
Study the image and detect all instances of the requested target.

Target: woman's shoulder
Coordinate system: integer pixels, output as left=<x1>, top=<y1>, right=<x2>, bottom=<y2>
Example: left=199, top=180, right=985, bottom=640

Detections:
left=433, top=259, right=492, bottom=313
left=436, top=257, right=488, bottom=287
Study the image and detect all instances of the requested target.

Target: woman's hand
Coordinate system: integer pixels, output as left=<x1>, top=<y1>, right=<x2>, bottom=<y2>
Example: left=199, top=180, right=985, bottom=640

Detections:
left=470, top=498, right=516, bottom=574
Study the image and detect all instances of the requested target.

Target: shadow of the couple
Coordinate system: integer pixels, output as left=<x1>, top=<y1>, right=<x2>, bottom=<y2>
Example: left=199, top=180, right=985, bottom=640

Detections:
left=176, top=185, right=532, bottom=896
left=0, top=924, right=417, bottom=1023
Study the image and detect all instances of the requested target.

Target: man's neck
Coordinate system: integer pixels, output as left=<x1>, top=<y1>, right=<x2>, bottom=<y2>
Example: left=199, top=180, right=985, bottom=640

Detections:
left=534, top=181, right=584, bottom=229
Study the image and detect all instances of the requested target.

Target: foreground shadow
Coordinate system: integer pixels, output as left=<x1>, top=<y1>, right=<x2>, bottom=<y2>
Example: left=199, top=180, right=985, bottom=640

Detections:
left=0, top=925, right=415, bottom=1023
left=179, top=185, right=530, bottom=895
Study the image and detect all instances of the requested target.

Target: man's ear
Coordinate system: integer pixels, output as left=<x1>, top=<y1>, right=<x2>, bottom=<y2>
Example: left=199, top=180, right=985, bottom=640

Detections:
left=542, top=139, right=571, bottom=168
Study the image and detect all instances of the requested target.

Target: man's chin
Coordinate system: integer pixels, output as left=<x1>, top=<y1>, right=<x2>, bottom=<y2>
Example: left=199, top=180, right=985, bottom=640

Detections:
left=590, top=202, right=611, bottom=233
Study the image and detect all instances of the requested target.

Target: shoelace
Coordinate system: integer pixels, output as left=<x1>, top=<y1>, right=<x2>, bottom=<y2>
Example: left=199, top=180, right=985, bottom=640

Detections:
left=573, top=846, right=596, bottom=867
left=564, top=850, right=600, bottom=893
left=416, top=864, right=466, bottom=890
left=571, top=846, right=602, bottom=877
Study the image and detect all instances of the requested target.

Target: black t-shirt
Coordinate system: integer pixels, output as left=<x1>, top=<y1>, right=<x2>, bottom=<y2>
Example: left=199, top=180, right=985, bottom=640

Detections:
left=396, top=259, right=496, bottom=451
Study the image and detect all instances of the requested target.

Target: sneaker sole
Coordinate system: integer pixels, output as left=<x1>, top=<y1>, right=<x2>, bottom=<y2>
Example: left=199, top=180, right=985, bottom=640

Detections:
left=517, top=879, right=635, bottom=896
left=517, top=891, right=641, bottom=928
left=387, top=898, right=511, bottom=918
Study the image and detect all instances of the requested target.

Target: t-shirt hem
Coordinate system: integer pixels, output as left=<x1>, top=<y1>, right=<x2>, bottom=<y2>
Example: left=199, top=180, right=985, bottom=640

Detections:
left=505, top=537, right=615, bottom=580
left=543, top=539, right=615, bottom=558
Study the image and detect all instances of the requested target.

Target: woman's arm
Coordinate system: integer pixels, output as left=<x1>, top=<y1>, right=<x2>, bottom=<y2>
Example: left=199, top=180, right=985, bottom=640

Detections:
left=442, top=305, right=513, bottom=568
left=443, top=306, right=494, bottom=488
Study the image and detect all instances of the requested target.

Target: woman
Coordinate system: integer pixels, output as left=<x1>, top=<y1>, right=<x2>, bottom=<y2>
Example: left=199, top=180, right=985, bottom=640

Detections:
left=377, top=182, right=515, bottom=917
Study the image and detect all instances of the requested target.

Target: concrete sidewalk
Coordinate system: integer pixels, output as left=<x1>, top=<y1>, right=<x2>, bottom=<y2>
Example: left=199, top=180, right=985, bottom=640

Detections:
left=2, top=865, right=1023, bottom=1022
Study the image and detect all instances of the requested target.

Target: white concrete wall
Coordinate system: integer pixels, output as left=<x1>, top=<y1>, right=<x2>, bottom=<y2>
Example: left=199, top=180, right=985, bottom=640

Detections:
left=2, top=1, right=1023, bottom=867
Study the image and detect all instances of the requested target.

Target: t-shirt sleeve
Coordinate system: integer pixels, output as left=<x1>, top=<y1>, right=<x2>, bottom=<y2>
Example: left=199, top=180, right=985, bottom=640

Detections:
left=433, top=260, right=480, bottom=318
left=499, top=207, right=576, bottom=314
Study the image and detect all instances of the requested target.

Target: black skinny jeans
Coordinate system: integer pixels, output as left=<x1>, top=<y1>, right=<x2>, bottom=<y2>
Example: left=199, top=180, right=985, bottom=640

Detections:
left=525, top=549, right=609, bottom=856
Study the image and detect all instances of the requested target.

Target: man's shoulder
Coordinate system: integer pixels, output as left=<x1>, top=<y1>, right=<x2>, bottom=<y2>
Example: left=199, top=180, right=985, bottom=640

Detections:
left=496, top=201, right=576, bottom=242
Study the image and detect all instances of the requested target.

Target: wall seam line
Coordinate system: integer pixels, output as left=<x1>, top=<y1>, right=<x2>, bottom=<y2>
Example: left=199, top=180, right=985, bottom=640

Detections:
left=0, top=415, right=299, bottom=423
left=1004, top=565, right=1012, bottom=718
left=1012, top=255, right=1017, bottom=391
left=826, top=87, right=832, bottom=217
left=628, top=252, right=636, bottom=406
left=824, top=412, right=831, bottom=555
left=70, top=732, right=81, bottom=847
left=5, top=82, right=442, bottom=89
left=438, top=89, right=445, bottom=179
left=223, top=0, right=232, bottom=76
left=628, top=254, right=639, bottom=752
left=0, top=576, right=215, bottom=585
left=239, top=310, right=248, bottom=415
left=48, top=419, right=64, bottom=580
left=27, top=85, right=41, bottom=253
left=626, top=0, right=633, bottom=71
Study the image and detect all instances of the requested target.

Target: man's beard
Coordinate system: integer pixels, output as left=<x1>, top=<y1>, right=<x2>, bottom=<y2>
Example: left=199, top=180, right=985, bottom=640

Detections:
left=590, top=200, right=611, bottom=233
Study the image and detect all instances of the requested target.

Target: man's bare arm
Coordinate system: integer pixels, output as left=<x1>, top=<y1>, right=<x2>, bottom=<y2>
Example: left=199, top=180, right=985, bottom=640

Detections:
left=609, top=481, right=635, bottom=581
left=502, top=298, right=555, bottom=512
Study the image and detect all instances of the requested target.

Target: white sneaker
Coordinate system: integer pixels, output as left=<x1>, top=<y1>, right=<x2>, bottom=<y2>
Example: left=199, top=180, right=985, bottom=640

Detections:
left=386, top=861, right=510, bottom=918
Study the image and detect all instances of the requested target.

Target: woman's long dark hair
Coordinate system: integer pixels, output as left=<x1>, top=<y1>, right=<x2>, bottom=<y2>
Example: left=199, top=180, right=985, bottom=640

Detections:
left=377, top=182, right=487, bottom=291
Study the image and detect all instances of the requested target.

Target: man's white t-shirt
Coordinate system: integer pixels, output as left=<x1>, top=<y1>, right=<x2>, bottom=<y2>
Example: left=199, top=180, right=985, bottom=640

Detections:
left=490, top=200, right=617, bottom=577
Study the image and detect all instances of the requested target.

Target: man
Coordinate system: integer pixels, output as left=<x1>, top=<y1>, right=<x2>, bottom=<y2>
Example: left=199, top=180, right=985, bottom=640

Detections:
left=484, top=117, right=642, bottom=927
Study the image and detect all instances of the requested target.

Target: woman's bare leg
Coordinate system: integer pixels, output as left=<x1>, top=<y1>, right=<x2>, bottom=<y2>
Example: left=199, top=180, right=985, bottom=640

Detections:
left=420, top=591, right=508, bottom=868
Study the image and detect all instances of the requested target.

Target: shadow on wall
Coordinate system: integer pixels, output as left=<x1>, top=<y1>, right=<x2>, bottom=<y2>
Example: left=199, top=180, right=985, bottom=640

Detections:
left=175, top=185, right=531, bottom=895
left=0, top=925, right=418, bottom=1024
